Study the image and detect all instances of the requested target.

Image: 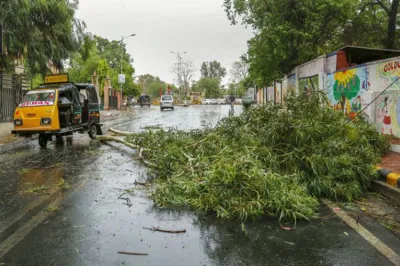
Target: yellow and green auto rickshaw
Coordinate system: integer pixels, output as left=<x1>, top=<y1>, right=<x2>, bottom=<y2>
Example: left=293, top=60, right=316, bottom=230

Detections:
left=12, top=74, right=103, bottom=147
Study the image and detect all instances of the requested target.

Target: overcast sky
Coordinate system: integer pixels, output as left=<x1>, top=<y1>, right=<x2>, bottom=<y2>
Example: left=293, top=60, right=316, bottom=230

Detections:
left=76, top=0, right=253, bottom=85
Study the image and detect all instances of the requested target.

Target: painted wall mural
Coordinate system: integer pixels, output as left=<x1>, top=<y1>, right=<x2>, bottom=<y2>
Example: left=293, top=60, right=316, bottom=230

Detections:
left=375, top=90, right=400, bottom=137
left=327, top=66, right=368, bottom=118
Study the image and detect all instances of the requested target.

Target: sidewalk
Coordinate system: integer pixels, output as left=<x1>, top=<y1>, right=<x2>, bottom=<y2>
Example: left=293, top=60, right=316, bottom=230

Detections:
left=380, top=151, right=400, bottom=173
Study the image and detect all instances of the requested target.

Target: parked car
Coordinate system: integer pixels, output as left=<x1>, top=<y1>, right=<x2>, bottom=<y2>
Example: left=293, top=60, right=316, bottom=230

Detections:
left=217, top=99, right=226, bottom=105
left=160, top=95, right=174, bottom=111
left=209, top=99, right=218, bottom=105
left=202, top=99, right=213, bottom=105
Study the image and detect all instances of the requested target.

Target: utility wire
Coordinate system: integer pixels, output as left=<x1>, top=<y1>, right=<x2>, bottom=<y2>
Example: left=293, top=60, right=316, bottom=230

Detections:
left=344, top=76, right=400, bottom=125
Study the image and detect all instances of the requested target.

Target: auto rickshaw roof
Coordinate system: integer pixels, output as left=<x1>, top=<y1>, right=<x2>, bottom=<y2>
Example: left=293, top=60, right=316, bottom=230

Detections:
left=36, top=83, right=93, bottom=92
left=36, top=83, right=74, bottom=90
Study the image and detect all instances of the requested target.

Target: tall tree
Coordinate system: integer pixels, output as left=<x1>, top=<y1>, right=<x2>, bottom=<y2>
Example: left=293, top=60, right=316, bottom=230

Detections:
left=194, top=77, right=222, bottom=98
left=0, top=0, right=89, bottom=74
left=223, top=0, right=358, bottom=85
left=172, top=58, right=195, bottom=96
left=230, top=54, right=249, bottom=83
left=200, top=61, right=227, bottom=80
left=68, top=35, right=139, bottom=96
left=359, top=0, right=400, bottom=49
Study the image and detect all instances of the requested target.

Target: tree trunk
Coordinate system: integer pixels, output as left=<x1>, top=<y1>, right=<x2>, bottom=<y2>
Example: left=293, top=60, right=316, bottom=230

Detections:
left=387, top=0, right=400, bottom=49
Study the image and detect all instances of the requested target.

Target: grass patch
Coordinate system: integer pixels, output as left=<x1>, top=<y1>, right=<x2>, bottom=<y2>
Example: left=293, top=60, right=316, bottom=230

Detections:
left=45, top=206, right=60, bottom=212
left=57, top=178, right=71, bottom=189
left=23, top=185, right=51, bottom=195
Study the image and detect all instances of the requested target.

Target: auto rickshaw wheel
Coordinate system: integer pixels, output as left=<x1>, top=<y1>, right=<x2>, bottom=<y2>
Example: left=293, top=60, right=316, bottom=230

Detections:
left=38, top=134, right=48, bottom=148
left=89, top=124, right=97, bottom=139
left=56, top=135, right=63, bottom=143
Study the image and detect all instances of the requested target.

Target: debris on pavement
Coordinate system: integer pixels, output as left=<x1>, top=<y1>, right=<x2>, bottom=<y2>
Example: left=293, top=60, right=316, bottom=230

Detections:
left=45, top=206, right=60, bottom=212
left=118, top=251, right=149, bottom=256
left=143, top=226, right=187, bottom=234
left=280, top=224, right=296, bottom=231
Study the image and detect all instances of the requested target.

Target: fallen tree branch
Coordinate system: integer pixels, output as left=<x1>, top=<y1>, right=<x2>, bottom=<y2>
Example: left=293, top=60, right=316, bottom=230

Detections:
left=134, top=180, right=148, bottom=186
left=97, top=136, right=140, bottom=150
left=109, top=128, right=135, bottom=136
left=97, top=135, right=154, bottom=167
left=118, top=251, right=148, bottom=256
left=143, top=226, right=186, bottom=234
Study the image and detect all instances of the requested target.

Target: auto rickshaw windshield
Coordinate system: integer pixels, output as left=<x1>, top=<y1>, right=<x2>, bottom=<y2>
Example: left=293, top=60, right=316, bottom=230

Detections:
left=19, top=90, right=56, bottom=107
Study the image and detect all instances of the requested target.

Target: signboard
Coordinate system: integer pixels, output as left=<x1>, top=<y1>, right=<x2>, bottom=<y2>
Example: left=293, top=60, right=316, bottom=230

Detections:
left=118, top=74, right=126, bottom=84
left=246, top=88, right=255, bottom=102
left=44, top=74, right=69, bottom=84
left=20, top=101, right=54, bottom=107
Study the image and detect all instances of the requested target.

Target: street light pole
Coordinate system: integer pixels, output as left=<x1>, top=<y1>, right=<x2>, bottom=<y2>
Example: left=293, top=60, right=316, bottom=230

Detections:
left=120, top=34, right=136, bottom=109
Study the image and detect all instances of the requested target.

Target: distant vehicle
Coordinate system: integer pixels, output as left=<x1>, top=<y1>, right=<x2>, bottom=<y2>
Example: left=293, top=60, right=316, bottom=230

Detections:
left=160, top=95, right=174, bottom=111
left=202, top=99, right=213, bottom=105
left=204, top=99, right=218, bottom=105
left=235, top=99, right=242, bottom=104
left=217, top=99, right=226, bottom=105
left=139, top=95, right=151, bottom=107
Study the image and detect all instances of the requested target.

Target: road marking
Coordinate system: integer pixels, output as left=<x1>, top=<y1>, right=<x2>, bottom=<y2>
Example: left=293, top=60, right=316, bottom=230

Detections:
left=0, top=179, right=87, bottom=259
left=0, top=188, right=61, bottom=238
left=0, top=194, right=64, bottom=258
left=322, top=199, right=400, bottom=266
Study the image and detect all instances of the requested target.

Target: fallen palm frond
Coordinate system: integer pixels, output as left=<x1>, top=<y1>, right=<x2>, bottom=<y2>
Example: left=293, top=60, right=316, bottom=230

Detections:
left=104, top=93, right=390, bottom=221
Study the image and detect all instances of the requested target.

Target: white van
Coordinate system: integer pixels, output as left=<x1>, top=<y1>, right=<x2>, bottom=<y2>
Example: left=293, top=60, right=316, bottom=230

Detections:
left=160, top=95, right=174, bottom=111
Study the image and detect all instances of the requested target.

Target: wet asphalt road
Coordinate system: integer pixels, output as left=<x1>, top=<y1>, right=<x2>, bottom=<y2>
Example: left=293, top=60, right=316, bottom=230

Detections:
left=0, top=105, right=398, bottom=266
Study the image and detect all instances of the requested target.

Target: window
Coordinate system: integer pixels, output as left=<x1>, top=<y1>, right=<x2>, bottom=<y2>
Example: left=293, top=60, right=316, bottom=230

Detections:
left=162, top=95, right=173, bottom=101
left=19, top=90, right=56, bottom=107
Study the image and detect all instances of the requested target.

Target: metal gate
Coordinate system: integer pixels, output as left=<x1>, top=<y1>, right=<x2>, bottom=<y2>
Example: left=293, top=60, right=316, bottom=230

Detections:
left=109, top=96, right=118, bottom=109
left=0, top=73, right=26, bottom=121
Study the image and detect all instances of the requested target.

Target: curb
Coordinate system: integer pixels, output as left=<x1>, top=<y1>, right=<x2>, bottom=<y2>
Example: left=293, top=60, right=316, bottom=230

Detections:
left=376, top=167, right=400, bottom=188
left=371, top=181, right=400, bottom=207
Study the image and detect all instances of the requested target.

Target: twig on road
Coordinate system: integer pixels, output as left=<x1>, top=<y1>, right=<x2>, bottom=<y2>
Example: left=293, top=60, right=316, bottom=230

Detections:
left=109, top=128, right=135, bottom=136
left=118, top=251, right=148, bottom=256
left=134, top=180, right=148, bottom=186
left=97, top=136, right=140, bottom=150
left=143, top=226, right=186, bottom=234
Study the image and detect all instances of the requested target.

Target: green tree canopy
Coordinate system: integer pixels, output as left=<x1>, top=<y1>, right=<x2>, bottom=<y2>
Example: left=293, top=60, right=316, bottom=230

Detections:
left=0, top=0, right=89, bottom=74
left=223, top=0, right=397, bottom=86
left=137, top=74, right=177, bottom=98
left=194, top=78, right=222, bottom=98
left=200, top=61, right=227, bottom=81
left=67, top=35, right=139, bottom=97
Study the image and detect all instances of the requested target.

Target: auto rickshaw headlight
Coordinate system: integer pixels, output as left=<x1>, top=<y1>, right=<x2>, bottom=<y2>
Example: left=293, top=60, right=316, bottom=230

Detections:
left=41, top=118, right=52, bottom=125
left=14, top=119, right=23, bottom=126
